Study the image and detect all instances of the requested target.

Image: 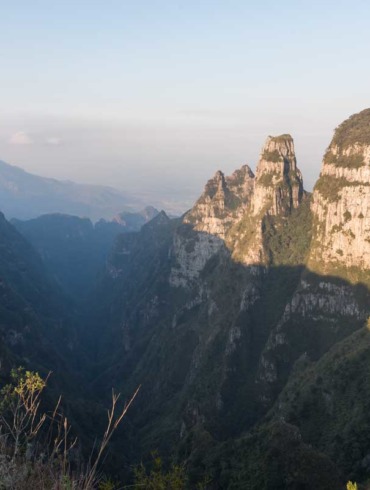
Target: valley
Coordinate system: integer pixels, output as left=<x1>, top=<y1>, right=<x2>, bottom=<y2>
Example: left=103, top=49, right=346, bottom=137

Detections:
left=0, top=109, right=369, bottom=489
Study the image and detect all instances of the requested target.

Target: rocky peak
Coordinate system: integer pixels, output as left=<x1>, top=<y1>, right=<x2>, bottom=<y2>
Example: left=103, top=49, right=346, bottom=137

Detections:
left=253, top=134, right=304, bottom=217
left=203, top=170, right=227, bottom=199
left=257, top=134, right=297, bottom=174
left=320, top=109, right=370, bottom=184
left=143, top=210, right=170, bottom=230
left=184, top=165, right=255, bottom=239
left=226, top=165, right=255, bottom=199
left=113, top=206, right=160, bottom=231
left=309, top=109, right=370, bottom=282
left=180, top=135, right=306, bottom=267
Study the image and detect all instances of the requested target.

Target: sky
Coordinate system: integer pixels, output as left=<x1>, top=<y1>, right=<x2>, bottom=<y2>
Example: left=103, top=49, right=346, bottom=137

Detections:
left=0, top=0, right=369, bottom=212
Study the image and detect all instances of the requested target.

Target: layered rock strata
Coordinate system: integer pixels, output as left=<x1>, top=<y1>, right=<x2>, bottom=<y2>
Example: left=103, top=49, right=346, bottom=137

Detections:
left=228, top=134, right=304, bottom=265
left=309, top=109, right=370, bottom=282
left=183, top=165, right=255, bottom=239
left=253, top=134, right=303, bottom=217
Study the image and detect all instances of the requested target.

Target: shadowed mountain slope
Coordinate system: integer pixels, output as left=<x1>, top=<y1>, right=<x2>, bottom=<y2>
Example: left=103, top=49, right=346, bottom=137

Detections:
left=81, top=114, right=369, bottom=487
left=1, top=110, right=369, bottom=489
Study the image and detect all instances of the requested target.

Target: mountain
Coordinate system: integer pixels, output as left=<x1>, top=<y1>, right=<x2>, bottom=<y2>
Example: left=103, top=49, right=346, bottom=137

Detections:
left=112, top=205, right=160, bottom=231
left=309, top=109, right=370, bottom=280
left=11, top=207, right=159, bottom=300
left=0, top=109, right=369, bottom=488
left=82, top=110, right=369, bottom=487
left=0, top=212, right=75, bottom=380
left=0, top=159, right=141, bottom=221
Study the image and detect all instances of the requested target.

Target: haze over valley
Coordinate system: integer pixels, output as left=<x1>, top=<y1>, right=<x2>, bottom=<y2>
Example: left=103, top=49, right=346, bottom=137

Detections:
left=0, top=2, right=369, bottom=489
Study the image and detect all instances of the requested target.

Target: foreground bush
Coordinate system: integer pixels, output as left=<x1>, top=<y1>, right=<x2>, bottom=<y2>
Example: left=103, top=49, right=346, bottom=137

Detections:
left=0, top=368, right=138, bottom=489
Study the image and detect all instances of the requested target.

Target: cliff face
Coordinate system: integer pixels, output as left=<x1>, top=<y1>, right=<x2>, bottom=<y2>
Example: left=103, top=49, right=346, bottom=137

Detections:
left=183, top=165, right=255, bottom=239
left=253, top=134, right=304, bottom=217
left=309, top=109, right=370, bottom=282
left=257, top=110, right=370, bottom=406
left=170, top=134, right=306, bottom=289
left=86, top=110, right=370, bottom=487
left=0, top=212, right=73, bottom=374
left=226, top=134, right=305, bottom=265
left=184, top=134, right=303, bottom=242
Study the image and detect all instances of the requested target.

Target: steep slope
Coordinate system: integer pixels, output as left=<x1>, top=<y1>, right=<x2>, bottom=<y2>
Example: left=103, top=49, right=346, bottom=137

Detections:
left=272, top=324, right=370, bottom=482
left=112, top=205, right=159, bottom=231
left=171, top=134, right=306, bottom=289
left=184, top=165, right=254, bottom=239
left=0, top=159, right=140, bottom=220
left=227, top=134, right=305, bottom=265
left=12, top=208, right=160, bottom=300
left=0, top=212, right=75, bottom=378
left=253, top=134, right=303, bottom=217
left=257, top=110, right=370, bottom=405
left=86, top=135, right=315, bottom=466
left=83, top=112, right=369, bottom=487
left=12, top=214, right=99, bottom=299
left=309, top=109, right=370, bottom=282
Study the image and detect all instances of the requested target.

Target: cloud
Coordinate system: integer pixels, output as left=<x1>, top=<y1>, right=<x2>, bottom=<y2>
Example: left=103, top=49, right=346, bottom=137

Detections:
left=45, top=137, right=62, bottom=146
left=9, top=131, right=33, bottom=145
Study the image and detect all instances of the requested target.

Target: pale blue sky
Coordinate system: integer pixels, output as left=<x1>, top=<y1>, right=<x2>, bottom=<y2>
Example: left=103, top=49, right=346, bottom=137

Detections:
left=0, top=0, right=369, bottom=211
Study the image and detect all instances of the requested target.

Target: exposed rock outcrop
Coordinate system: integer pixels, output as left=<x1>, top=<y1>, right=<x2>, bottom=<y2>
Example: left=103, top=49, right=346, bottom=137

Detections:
left=228, top=134, right=305, bottom=265
left=184, top=165, right=255, bottom=239
left=253, top=134, right=304, bottom=216
left=257, top=110, right=370, bottom=403
left=85, top=110, right=370, bottom=487
left=309, top=109, right=370, bottom=282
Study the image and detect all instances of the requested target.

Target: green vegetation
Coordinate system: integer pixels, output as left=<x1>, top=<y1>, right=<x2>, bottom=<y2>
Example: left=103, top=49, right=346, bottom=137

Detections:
left=313, top=175, right=363, bottom=202
left=0, top=368, right=139, bottom=489
left=3, top=131, right=370, bottom=489
left=257, top=171, right=281, bottom=186
left=227, top=213, right=264, bottom=263
left=332, top=108, right=370, bottom=148
left=331, top=224, right=343, bottom=234
left=225, top=190, right=242, bottom=211
left=201, top=421, right=342, bottom=489
left=262, top=149, right=282, bottom=162
left=272, top=324, right=370, bottom=484
left=134, top=454, right=187, bottom=489
left=347, top=482, right=358, bottom=490
left=324, top=151, right=365, bottom=169
left=270, top=134, right=293, bottom=142
left=263, top=196, right=313, bottom=266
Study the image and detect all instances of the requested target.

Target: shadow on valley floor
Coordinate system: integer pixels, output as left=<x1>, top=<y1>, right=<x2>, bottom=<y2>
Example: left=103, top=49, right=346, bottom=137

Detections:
left=74, top=219, right=369, bottom=488
left=2, top=207, right=369, bottom=488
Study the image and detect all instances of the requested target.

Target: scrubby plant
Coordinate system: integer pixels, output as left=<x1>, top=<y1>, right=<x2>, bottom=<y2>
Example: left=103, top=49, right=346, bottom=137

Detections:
left=0, top=368, right=139, bottom=489
left=134, top=453, right=187, bottom=489
left=347, top=482, right=358, bottom=490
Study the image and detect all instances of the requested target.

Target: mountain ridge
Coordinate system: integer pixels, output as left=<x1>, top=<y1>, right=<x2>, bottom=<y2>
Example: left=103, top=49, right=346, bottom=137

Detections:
left=0, top=109, right=369, bottom=488
left=0, top=159, right=142, bottom=221
left=81, top=109, right=369, bottom=487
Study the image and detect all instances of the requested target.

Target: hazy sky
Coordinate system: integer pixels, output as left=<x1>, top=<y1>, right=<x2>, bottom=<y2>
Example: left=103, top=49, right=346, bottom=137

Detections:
left=0, top=0, right=369, bottom=211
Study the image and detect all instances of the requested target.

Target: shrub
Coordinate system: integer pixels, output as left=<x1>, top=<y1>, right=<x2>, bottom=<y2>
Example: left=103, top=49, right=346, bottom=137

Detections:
left=0, top=367, right=139, bottom=489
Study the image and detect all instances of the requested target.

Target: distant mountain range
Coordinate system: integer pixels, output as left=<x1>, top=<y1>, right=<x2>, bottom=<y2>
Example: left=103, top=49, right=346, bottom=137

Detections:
left=1, top=109, right=369, bottom=487
left=0, top=159, right=143, bottom=221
